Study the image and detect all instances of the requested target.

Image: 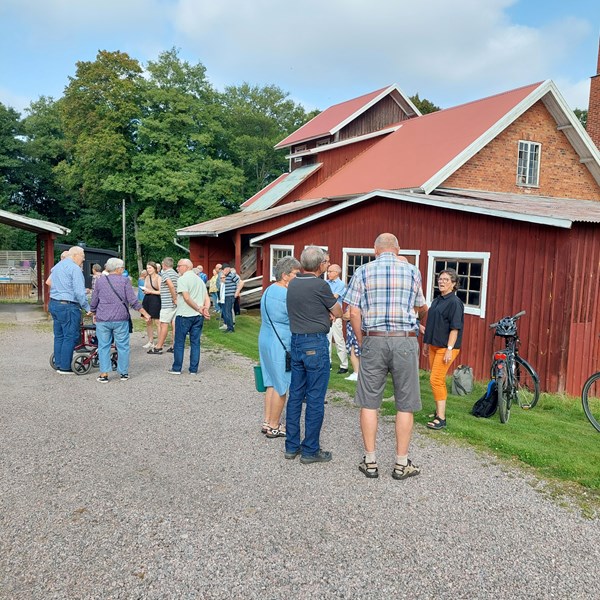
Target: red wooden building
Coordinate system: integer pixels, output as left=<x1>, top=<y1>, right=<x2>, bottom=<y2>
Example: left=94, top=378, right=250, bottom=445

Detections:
left=177, top=55, right=600, bottom=395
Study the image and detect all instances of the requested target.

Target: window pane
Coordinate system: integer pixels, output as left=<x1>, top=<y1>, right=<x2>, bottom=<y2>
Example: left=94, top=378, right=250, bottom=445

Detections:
left=469, top=276, right=481, bottom=291
left=430, top=256, right=484, bottom=309
left=457, top=262, right=469, bottom=276
left=470, top=262, right=482, bottom=277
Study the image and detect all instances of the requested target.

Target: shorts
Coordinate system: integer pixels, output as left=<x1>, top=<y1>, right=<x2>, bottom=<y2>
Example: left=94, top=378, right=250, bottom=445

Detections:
left=355, top=336, right=421, bottom=412
left=159, top=306, right=177, bottom=323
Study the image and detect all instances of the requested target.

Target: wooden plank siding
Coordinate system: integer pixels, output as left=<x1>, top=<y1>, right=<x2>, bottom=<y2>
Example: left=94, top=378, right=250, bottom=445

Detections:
left=258, top=195, right=592, bottom=394
left=338, top=95, right=409, bottom=141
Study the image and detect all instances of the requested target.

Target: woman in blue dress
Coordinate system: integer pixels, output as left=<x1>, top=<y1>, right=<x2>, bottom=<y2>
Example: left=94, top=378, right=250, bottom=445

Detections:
left=258, top=256, right=301, bottom=438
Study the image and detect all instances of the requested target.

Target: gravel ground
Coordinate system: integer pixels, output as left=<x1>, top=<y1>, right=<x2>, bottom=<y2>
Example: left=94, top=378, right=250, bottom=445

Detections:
left=1, top=322, right=599, bottom=599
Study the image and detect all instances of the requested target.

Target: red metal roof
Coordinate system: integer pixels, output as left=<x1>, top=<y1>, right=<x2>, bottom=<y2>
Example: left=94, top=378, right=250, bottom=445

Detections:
left=274, top=85, right=392, bottom=149
left=300, top=82, right=543, bottom=200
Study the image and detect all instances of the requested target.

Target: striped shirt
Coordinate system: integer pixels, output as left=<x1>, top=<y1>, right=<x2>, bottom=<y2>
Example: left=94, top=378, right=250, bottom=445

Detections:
left=343, top=252, right=425, bottom=332
left=223, top=272, right=240, bottom=297
left=160, top=268, right=178, bottom=309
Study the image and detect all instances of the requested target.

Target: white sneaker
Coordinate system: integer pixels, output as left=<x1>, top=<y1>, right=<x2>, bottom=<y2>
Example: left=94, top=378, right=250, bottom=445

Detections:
left=219, top=324, right=227, bottom=330
left=345, top=372, right=358, bottom=381
left=142, top=341, right=154, bottom=349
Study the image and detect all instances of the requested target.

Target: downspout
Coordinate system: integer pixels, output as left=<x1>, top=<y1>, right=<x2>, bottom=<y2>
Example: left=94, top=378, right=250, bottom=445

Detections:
left=173, top=238, right=190, bottom=254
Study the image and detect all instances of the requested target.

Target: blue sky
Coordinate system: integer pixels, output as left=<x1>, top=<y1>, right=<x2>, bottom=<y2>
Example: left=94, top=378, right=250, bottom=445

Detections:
left=1, top=0, right=598, bottom=116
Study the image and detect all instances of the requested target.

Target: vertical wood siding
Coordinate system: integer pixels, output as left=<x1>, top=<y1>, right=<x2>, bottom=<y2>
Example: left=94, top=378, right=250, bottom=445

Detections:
left=259, top=196, right=595, bottom=394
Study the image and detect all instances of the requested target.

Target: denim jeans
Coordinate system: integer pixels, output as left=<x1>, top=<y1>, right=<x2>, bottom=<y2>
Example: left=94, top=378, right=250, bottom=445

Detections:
left=285, top=333, right=331, bottom=457
left=49, top=299, right=81, bottom=371
left=96, top=320, right=130, bottom=375
left=210, top=292, right=220, bottom=313
left=223, top=296, right=235, bottom=331
left=172, top=315, right=204, bottom=373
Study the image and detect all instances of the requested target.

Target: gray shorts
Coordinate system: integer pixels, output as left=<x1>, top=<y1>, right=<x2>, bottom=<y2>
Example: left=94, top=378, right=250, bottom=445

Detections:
left=159, top=306, right=177, bottom=323
left=355, top=336, right=421, bottom=412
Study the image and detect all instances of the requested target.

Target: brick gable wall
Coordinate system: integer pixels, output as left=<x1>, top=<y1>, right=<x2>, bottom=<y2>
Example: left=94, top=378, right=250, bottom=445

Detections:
left=442, top=101, right=600, bottom=201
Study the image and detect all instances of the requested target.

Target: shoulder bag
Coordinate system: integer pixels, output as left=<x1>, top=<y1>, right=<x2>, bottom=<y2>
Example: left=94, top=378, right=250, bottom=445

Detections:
left=106, top=276, right=134, bottom=333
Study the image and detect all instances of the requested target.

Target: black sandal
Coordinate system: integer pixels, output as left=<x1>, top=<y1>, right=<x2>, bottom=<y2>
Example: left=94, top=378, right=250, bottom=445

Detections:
left=427, top=417, right=447, bottom=430
left=358, top=458, right=379, bottom=478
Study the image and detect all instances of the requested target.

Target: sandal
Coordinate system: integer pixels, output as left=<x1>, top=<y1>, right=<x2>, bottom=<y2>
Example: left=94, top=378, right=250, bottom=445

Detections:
left=358, top=457, right=379, bottom=478
left=426, top=417, right=447, bottom=430
left=265, top=427, right=286, bottom=439
left=261, top=422, right=269, bottom=434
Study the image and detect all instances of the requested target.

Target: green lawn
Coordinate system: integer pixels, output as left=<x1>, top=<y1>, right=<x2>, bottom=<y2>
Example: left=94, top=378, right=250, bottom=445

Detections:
left=201, top=309, right=600, bottom=506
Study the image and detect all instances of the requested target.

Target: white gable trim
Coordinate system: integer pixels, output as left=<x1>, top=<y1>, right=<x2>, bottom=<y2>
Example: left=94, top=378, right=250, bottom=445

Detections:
left=422, top=80, right=600, bottom=193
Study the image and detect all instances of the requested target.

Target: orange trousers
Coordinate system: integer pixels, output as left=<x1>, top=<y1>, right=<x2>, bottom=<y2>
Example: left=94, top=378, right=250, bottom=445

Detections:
left=428, top=345, right=461, bottom=402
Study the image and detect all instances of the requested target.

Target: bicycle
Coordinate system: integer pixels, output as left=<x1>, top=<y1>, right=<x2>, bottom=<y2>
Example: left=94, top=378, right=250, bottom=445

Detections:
left=490, top=310, right=540, bottom=423
left=582, top=372, right=600, bottom=432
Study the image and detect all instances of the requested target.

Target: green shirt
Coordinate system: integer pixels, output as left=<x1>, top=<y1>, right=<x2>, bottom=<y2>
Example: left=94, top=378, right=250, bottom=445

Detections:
left=176, top=270, right=207, bottom=317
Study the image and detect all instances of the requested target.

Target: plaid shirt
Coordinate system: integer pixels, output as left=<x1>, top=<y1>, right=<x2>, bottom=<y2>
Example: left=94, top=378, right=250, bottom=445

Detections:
left=343, top=252, right=425, bottom=332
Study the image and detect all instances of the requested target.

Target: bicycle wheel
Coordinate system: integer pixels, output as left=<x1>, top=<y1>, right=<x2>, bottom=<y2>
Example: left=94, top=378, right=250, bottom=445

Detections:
left=72, top=352, right=92, bottom=375
left=110, top=350, right=118, bottom=371
left=582, top=372, right=600, bottom=433
left=495, top=364, right=510, bottom=423
left=514, top=356, right=540, bottom=409
left=49, top=353, right=58, bottom=370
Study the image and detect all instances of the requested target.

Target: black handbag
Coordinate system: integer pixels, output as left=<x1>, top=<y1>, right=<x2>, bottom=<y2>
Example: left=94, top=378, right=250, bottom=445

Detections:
left=264, top=287, right=291, bottom=372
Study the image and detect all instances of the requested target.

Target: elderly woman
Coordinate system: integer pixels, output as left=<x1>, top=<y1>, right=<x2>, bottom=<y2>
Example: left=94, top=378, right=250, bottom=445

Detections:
left=258, top=256, right=301, bottom=438
left=422, top=268, right=465, bottom=430
left=90, top=258, right=151, bottom=383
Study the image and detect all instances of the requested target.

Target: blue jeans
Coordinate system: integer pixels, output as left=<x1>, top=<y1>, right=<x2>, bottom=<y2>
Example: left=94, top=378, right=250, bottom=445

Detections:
left=96, top=320, right=130, bottom=375
left=285, top=333, right=331, bottom=457
left=49, top=299, right=81, bottom=371
left=210, top=292, right=220, bottom=313
left=172, top=315, right=204, bottom=373
left=223, top=296, right=235, bottom=331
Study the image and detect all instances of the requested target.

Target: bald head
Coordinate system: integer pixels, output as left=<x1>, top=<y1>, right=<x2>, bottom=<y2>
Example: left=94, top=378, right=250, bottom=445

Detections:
left=328, top=264, right=341, bottom=280
left=374, top=233, right=399, bottom=255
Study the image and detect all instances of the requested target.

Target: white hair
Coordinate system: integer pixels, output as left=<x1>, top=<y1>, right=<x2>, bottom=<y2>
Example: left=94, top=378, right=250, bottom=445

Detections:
left=105, top=257, right=125, bottom=273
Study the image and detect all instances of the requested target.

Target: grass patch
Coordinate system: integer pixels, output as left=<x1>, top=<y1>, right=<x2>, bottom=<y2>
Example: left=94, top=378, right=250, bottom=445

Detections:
left=201, top=311, right=600, bottom=501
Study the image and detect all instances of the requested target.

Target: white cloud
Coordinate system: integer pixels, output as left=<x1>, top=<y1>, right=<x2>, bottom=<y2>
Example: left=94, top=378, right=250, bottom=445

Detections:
left=0, top=87, right=31, bottom=114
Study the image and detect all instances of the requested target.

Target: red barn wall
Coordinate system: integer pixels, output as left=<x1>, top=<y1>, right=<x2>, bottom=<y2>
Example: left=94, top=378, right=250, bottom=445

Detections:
left=443, top=101, right=600, bottom=201
left=259, top=196, right=592, bottom=394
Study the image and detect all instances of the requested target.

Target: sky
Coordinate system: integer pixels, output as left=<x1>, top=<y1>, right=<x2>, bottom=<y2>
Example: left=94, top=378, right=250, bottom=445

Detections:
left=1, top=0, right=599, bottom=117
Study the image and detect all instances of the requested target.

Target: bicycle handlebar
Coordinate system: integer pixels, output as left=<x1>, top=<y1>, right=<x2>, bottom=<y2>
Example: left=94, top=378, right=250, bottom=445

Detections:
left=489, top=310, right=526, bottom=329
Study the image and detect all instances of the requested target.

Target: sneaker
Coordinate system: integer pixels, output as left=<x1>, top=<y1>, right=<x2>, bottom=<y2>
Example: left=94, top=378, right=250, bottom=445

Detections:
left=168, top=369, right=181, bottom=375
left=142, top=341, right=154, bottom=349
left=284, top=449, right=301, bottom=460
left=337, top=368, right=348, bottom=374
left=219, top=324, right=227, bottom=331
left=147, top=347, right=163, bottom=354
left=300, top=450, right=332, bottom=464
left=392, top=459, right=420, bottom=480
left=56, top=369, right=75, bottom=375
left=345, top=372, right=358, bottom=381
left=166, top=347, right=174, bottom=353
left=120, top=374, right=129, bottom=381
left=97, top=375, right=109, bottom=383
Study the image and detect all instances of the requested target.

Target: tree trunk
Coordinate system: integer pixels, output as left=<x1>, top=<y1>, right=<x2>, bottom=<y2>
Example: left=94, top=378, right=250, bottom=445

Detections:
left=132, top=212, right=143, bottom=274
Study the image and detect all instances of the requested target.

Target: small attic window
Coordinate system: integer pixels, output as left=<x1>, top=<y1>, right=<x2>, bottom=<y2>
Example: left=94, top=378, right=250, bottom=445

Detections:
left=516, top=140, right=541, bottom=187
left=293, top=144, right=307, bottom=154
left=316, top=139, right=330, bottom=147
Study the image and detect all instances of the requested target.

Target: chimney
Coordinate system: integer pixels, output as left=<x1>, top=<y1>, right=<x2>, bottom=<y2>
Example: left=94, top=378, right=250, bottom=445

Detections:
left=588, top=36, right=600, bottom=149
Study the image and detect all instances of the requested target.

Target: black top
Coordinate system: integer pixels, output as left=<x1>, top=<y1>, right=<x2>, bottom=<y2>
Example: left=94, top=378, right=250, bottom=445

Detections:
left=286, top=273, right=338, bottom=334
left=423, top=292, right=464, bottom=349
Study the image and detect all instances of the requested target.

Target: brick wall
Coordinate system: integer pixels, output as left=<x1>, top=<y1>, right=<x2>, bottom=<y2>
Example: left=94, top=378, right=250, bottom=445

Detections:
left=587, top=40, right=600, bottom=150
left=443, top=100, right=600, bottom=201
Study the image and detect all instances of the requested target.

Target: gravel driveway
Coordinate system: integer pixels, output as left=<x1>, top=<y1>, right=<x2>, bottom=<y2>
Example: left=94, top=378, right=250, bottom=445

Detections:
left=1, top=322, right=598, bottom=599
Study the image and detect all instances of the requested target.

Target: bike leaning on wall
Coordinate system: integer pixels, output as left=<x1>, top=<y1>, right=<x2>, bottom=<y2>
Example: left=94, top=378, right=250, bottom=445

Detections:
left=582, top=372, right=600, bottom=433
left=490, top=310, right=540, bottom=423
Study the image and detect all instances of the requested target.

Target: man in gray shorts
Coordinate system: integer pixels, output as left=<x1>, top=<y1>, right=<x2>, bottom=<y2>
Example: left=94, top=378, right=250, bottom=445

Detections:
left=148, top=257, right=178, bottom=354
left=343, top=233, right=428, bottom=480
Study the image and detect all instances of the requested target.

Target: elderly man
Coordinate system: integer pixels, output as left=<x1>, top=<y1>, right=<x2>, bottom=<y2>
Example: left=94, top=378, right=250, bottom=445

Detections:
left=48, top=246, right=90, bottom=374
left=219, top=263, right=243, bottom=333
left=344, top=233, right=428, bottom=480
left=169, top=258, right=210, bottom=375
left=326, top=263, right=349, bottom=374
left=285, top=246, right=342, bottom=464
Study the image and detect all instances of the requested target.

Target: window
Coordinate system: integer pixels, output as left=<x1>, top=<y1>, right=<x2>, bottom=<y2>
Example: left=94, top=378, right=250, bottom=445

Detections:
left=517, top=140, right=541, bottom=187
left=270, top=245, right=294, bottom=280
left=342, top=248, right=420, bottom=285
left=426, top=251, right=490, bottom=318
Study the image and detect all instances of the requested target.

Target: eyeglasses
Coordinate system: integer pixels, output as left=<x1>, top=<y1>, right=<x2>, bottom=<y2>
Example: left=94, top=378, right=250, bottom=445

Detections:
left=438, top=278, right=452, bottom=283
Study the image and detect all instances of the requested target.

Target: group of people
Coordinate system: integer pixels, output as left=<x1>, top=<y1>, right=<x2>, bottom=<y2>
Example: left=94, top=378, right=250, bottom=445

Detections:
left=47, top=249, right=220, bottom=381
left=258, top=233, right=464, bottom=480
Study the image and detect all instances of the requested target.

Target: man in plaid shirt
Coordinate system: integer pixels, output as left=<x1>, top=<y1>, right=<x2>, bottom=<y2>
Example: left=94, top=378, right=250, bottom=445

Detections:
left=343, top=233, right=428, bottom=480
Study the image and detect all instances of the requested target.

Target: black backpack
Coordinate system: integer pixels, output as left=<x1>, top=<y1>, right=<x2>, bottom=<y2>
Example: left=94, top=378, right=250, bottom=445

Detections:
left=471, top=380, right=498, bottom=418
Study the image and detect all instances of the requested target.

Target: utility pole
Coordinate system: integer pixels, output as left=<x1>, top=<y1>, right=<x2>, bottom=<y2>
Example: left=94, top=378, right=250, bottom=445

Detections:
left=122, top=198, right=126, bottom=266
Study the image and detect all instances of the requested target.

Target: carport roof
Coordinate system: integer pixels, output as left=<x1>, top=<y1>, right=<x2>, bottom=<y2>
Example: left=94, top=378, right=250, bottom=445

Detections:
left=0, top=209, right=70, bottom=236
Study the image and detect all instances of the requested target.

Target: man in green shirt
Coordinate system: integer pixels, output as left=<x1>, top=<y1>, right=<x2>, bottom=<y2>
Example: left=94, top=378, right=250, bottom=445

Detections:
left=169, top=258, right=210, bottom=375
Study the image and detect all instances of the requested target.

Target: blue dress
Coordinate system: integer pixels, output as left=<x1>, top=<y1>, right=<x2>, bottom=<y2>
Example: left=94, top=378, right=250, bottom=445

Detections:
left=258, top=284, right=292, bottom=395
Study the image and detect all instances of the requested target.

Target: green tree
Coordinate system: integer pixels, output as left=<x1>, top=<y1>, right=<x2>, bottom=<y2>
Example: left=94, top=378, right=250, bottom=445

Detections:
left=220, top=83, right=319, bottom=198
left=574, top=108, right=587, bottom=129
left=0, top=102, right=25, bottom=209
left=410, top=93, right=440, bottom=115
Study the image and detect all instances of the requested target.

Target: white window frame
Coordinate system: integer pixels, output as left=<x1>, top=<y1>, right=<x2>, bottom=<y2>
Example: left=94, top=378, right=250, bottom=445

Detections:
left=516, top=140, right=541, bottom=187
left=270, top=245, right=294, bottom=281
left=426, top=251, right=490, bottom=318
left=342, top=247, right=420, bottom=284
